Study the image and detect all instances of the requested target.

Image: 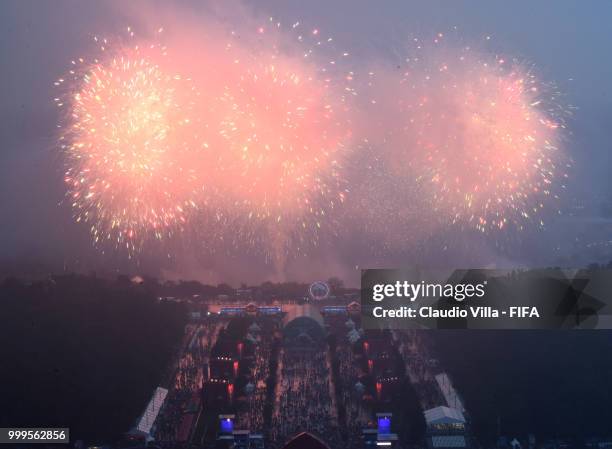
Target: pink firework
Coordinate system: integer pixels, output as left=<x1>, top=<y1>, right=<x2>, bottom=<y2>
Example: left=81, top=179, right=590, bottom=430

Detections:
left=205, top=19, right=355, bottom=259
left=386, top=46, right=568, bottom=232
left=56, top=30, right=208, bottom=252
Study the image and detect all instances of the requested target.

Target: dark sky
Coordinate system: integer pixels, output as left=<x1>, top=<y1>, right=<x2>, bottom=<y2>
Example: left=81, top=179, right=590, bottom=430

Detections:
left=1, top=0, right=611, bottom=285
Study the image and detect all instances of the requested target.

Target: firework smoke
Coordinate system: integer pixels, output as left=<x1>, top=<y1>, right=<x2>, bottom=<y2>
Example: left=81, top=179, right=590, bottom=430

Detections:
left=56, top=16, right=357, bottom=268
left=208, top=20, right=355, bottom=265
left=55, top=12, right=570, bottom=267
left=352, top=39, right=569, bottom=242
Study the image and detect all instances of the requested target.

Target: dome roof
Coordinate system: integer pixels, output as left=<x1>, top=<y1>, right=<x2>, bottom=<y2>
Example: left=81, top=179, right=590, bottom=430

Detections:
left=281, top=432, right=331, bottom=449
left=282, top=305, right=325, bottom=345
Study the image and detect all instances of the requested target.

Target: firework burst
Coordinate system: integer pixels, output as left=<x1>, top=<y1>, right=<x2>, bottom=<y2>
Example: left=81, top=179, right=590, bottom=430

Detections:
left=372, top=40, right=569, bottom=234
left=56, top=29, right=206, bottom=252
left=207, top=19, right=355, bottom=260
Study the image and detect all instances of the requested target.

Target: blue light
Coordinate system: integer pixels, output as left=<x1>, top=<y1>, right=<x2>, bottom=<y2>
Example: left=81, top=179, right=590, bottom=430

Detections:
left=220, top=417, right=234, bottom=434
left=378, top=416, right=391, bottom=434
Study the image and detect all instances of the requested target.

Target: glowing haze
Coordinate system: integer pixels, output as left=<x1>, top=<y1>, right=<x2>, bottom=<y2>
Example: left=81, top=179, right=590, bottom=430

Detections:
left=403, top=51, right=567, bottom=232
left=208, top=20, right=354, bottom=263
left=54, top=7, right=568, bottom=267
left=216, top=26, right=352, bottom=225
left=355, top=39, right=569, bottom=244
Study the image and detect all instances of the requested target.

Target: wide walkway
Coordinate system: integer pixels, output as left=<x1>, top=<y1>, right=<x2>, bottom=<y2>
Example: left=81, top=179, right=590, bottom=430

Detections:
left=270, top=347, right=341, bottom=448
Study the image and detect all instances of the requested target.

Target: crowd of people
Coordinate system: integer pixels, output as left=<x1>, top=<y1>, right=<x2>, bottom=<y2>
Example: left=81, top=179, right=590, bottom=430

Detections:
left=154, top=321, right=224, bottom=445
left=336, top=340, right=372, bottom=448
left=269, top=348, right=342, bottom=448
left=394, top=330, right=446, bottom=410
left=149, top=315, right=428, bottom=449
left=234, top=323, right=273, bottom=433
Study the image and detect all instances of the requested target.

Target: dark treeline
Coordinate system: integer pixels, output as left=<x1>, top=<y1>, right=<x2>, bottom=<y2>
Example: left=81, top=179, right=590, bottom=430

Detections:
left=432, top=265, right=612, bottom=444
left=0, top=274, right=187, bottom=444
left=129, top=275, right=354, bottom=301
left=433, top=330, right=612, bottom=444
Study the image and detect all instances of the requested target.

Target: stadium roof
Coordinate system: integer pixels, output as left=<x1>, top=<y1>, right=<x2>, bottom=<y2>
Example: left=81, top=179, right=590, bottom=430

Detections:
left=430, top=435, right=467, bottom=448
left=282, top=304, right=324, bottom=327
left=435, top=373, right=465, bottom=411
left=424, top=406, right=466, bottom=426
left=282, top=432, right=330, bottom=449
left=282, top=304, right=325, bottom=344
left=135, top=386, right=168, bottom=435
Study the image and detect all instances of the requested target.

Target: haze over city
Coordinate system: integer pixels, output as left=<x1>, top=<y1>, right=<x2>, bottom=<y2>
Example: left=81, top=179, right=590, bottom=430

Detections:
left=1, top=0, right=611, bottom=285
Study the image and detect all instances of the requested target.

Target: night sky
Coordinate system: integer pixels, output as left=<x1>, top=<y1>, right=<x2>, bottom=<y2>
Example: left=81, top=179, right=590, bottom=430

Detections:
left=1, top=0, right=611, bottom=285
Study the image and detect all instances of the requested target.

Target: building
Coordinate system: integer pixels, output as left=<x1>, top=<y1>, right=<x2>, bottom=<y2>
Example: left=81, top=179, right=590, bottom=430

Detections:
left=361, top=413, right=400, bottom=448
left=281, top=432, right=330, bottom=449
left=282, top=304, right=326, bottom=346
left=435, top=373, right=465, bottom=412
left=215, top=415, right=264, bottom=449
left=424, top=406, right=468, bottom=449
left=126, top=386, right=168, bottom=443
